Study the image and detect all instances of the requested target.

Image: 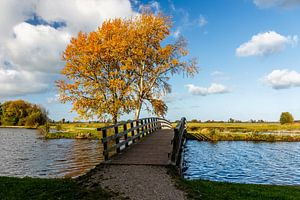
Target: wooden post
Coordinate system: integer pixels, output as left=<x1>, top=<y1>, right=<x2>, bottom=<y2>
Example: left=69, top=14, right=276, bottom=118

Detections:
left=141, top=119, right=144, bottom=137
left=115, top=126, right=120, bottom=153
left=131, top=121, right=135, bottom=143
left=102, top=129, right=109, bottom=160
left=171, top=127, right=179, bottom=163
left=145, top=118, right=149, bottom=135
left=137, top=120, right=140, bottom=140
left=123, top=123, right=129, bottom=148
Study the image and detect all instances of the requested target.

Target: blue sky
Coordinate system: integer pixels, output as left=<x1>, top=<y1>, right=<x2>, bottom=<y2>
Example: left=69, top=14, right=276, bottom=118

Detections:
left=1, top=0, right=300, bottom=122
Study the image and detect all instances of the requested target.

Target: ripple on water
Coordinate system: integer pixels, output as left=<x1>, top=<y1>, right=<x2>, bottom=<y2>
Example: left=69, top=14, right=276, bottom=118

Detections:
left=183, top=140, right=300, bottom=185
left=0, top=128, right=104, bottom=178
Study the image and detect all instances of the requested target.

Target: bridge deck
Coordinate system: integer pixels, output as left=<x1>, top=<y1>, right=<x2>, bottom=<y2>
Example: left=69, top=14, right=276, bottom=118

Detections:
left=106, top=129, right=174, bottom=165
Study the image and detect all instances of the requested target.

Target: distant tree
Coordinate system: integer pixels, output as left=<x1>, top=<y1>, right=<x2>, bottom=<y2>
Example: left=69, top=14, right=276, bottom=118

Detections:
left=190, top=119, right=199, bottom=123
left=228, top=118, right=235, bottom=123
left=61, top=118, right=65, bottom=124
left=280, top=112, right=294, bottom=124
left=1, top=100, right=47, bottom=127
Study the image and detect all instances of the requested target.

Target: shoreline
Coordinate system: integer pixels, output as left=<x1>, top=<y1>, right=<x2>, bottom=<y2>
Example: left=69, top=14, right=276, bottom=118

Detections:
left=187, top=131, right=300, bottom=142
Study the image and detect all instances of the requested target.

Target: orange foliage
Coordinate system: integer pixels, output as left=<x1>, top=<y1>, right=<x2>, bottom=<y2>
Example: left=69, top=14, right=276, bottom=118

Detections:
left=57, top=12, right=197, bottom=122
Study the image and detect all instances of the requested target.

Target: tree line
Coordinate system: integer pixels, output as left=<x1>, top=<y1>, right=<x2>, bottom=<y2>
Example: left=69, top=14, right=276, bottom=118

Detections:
left=0, top=100, right=48, bottom=127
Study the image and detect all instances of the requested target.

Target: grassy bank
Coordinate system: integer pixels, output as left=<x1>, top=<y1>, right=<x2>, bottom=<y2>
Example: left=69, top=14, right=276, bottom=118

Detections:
left=179, top=179, right=300, bottom=200
left=0, top=176, right=113, bottom=200
left=166, top=166, right=300, bottom=200
left=41, top=123, right=107, bottom=139
left=187, top=122, right=300, bottom=142
left=187, top=122, right=300, bottom=132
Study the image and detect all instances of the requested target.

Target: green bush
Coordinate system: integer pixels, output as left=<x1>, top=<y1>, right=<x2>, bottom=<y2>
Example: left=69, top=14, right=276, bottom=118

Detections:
left=280, top=112, right=294, bottom=124
left=25, top=112, right=47, bottom=128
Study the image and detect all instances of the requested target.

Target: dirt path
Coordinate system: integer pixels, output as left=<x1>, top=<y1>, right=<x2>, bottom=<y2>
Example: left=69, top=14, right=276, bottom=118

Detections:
left=78, top=164, right=186, bottom=200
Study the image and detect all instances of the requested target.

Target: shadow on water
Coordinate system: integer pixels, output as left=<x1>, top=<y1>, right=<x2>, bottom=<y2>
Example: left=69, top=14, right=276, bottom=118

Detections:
left=183, top=140, right=300, bottom=185
left=0, top=128, right=104, bottom=178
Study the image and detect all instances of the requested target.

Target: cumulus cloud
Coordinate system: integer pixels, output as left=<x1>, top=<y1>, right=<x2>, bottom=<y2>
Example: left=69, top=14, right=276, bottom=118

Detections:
left=0, top=0, right=136, bottom=97
left=264, top=69, right=300, bottom=89
left=0, top=68, right=48, bottom=97
left=254, top=0, right=300, bottom=8
left=35, top=0, right=136, bottom=35
left=236, top=31, right=298, bottom=57
left=186, top=83, right=229, bottom=96
left=6, top=22, right=71, bottom=73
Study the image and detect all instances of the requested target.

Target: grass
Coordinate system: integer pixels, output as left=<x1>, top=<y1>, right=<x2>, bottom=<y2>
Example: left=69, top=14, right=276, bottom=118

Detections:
left=42, top=122, right=107, bottom=139
left=187, top=122, right=300, bottom=142
left=167, top=166, right=300, bottom=200
left=187, top=122, right=300, bottom=132
left=179, top=179, right=300, bottom=200
left=0, top=176, right=113, bottom=200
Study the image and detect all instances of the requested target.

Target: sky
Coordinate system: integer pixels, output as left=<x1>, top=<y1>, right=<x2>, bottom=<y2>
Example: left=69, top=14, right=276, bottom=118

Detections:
left=1, top=0, right=300, bottom=122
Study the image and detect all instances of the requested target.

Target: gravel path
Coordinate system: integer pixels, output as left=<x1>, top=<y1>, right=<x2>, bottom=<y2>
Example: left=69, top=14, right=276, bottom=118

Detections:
left=79, top=164, right=186, bottom=200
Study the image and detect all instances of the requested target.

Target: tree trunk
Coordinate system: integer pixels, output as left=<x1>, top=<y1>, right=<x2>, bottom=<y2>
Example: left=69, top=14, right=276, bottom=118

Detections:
left=135, top=101, right=142, bottom=120
left=112, top=115, right=118, bottom=124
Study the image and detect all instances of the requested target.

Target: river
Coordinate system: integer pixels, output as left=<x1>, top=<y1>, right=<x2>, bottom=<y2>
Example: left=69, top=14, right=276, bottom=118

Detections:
left=0, top=128, right=103, bottom=178
left=184, top=140, right=300, bottom=185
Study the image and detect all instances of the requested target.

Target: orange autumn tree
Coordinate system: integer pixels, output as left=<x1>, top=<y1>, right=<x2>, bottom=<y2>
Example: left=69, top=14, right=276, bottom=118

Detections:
left=57, top=13, right=197, bottom=122
left=57, top=19, right=136, bottom=123
left=126, top=13, right=198, bottom=119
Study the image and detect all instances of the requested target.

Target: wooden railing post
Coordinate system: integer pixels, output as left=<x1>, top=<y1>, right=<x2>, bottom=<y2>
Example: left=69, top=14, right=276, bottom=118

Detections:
left=115, top=126, right=120, bottom=153
left=150, top=118, right=153, bottom=133
left=171, top=128, right=179, bottom=163
left=146, top=118, right=150, bottom=135
left=141, top=119, right=144, bottom=137
left=131, top=121, right=135, bottom=143
left=137, top=120, right=140, bottom=140
left=102, top=129, right=109, bottom=160
left=123, top=123, right=129, bottom=148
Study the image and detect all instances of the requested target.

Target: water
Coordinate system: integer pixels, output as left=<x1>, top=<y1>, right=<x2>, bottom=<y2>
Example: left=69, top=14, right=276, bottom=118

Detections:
left=183, top=140, right=300, bottom=185
left=0, top=128, right=103, bottom=178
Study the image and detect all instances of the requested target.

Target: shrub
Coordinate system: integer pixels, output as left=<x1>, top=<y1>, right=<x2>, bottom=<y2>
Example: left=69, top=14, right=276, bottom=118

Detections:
left=280, top=112, right=294, bottom=124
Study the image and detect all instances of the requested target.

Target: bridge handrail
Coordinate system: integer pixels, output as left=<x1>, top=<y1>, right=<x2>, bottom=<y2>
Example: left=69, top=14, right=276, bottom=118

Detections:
left=171, top=117, right=187, bottom=172
left=99, top=117, right=172, bottom=160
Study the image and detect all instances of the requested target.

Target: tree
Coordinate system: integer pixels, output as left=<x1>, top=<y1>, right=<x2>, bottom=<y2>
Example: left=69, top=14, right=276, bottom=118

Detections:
left=126, top=13, right=198, bottom=119
left=0, top=100, right=47, bottom=127
left=57, top=19, right=136, bottom=124
left=57, top=12, right=197, bottom=122
left=280, top=112, right=294, bottom=124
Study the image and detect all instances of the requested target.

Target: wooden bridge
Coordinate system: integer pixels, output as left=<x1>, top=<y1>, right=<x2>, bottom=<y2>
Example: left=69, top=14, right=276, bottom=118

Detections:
left=98, top=117, right=187, bottom=171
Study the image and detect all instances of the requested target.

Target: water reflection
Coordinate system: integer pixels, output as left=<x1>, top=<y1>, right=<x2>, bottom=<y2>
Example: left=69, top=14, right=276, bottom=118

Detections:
left=184, top=140, right=300, bottom=185
left=0, top=128, right=103, bottom=178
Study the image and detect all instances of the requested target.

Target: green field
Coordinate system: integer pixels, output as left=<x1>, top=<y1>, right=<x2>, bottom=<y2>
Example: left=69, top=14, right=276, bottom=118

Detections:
left=187, top=122, right=300, bottom=142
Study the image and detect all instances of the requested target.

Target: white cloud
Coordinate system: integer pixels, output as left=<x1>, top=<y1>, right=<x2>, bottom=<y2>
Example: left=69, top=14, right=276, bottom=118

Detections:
left=47, top=94, right=60, bottom=104
left=264, top=69, right=300, bottom=89
left=186, top=83, right=229, bottom=96
left=0, top=0, right=137, bottom=97
left=254, top=0, right=300, bottom=8
left=199, top=15, right=208, bottom=27
left=36, top=0, right=136, bottom=35
left=6, top=22, right=71, bottom=73
left=0, top=0, right=35, bottom=40
left=0, top=68, right=48, bottom=97
left=236, top=31, right=298, bottom=57
left=211, top=70, right=230, bottom=81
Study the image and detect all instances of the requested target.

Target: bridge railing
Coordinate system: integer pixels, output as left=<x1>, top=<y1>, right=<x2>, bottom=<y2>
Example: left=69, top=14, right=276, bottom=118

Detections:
left=171, top=117, right=187, bottom=173
left=98, top=117, right=171, bottom=160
